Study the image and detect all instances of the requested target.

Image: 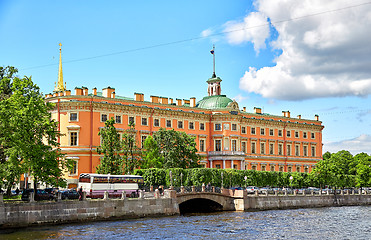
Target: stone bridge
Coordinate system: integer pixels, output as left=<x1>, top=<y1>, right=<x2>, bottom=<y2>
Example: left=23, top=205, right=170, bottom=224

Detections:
left=176, top=192, right=236, bottom=213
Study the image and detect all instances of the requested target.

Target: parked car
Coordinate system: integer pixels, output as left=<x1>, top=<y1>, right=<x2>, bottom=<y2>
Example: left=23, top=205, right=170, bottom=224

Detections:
left=61, top=189, right=80, bottom=200
left=259, top=187, right=274, bottom=194
left=246, top=186, right=259, bottom=194
left=44, top=187, right=59, bottom=195
left=21, top=189, right=55, bottom=201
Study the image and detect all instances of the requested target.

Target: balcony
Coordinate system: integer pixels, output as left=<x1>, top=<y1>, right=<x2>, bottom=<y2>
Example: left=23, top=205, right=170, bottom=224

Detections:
left=208, top=151, right=245, bottom=156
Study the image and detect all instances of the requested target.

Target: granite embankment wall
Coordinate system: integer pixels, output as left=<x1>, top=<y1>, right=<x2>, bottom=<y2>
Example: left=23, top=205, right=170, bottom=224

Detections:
left=234, top=193, right=371, bottom=211
left=0, top=197, right=179, bottom=229
left=1, top=191, right=370, bottom=229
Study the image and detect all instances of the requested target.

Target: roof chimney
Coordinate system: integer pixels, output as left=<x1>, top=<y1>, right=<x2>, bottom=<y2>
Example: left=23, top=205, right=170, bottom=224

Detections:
left=315, top=114, right=319, bottom=121
left=93, top=87, right=97, bottom=96
left=254, top=107, right=262, bottom=114
left=176, top=99, right=182, bottom=106
left=102, top=86, right=115, bottom=98
left=190, top=97, right=196, bottom=107
left=297, top=115, right=301, bottom=119
left=134, top=93, right=144, bottom=101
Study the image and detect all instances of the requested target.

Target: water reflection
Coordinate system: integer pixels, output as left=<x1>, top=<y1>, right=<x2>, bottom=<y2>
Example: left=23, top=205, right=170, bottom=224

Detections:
left=0, top=206, right=369, bottom=239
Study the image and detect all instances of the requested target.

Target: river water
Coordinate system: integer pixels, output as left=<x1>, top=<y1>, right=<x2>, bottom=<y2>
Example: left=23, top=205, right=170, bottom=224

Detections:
left=1, top=206, right=370, bottom=240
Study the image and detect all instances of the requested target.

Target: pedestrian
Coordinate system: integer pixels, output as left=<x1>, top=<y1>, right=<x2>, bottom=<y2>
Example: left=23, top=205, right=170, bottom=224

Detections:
left=78, top=186, right=83, bottom=201
left=15, top=187, right=20, bottom=195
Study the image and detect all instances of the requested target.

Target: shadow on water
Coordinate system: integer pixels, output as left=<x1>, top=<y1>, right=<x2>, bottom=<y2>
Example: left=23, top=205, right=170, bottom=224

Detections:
left=179, top=198, right=223, bottom=215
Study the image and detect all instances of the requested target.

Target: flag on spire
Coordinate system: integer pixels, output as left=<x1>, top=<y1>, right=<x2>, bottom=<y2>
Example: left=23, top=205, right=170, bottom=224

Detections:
left=210, top=49, right=214, bottom=54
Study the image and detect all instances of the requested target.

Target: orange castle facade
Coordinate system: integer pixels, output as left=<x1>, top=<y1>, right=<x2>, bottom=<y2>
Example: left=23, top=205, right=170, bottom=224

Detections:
left=46, top=45, right=324, bottom=188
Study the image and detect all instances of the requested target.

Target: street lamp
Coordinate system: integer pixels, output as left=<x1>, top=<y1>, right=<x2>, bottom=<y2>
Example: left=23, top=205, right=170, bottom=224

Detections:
left=221, top=172, right=223, bottom=189
left=180, top=173, right=183, bottom=186
left=169, top=170, right=173, bottom=189
left=289, top=175, right=293, bottom=189
left=244, top=176, right=247, bottom=188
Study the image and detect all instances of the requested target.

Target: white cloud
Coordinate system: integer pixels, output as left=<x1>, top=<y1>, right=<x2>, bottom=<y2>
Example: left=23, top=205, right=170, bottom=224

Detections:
left=233, top=94, right=248, bottom=103
left=324, top=134, right=371, bottom=155
left=230, top=0, right=371, bottom=100
left=224, top=11, right=270, bottom=53
left=201, top=28, right=213, bottom=38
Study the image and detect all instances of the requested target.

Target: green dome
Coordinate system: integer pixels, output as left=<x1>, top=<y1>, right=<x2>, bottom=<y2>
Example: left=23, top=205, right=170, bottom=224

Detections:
left=196, top=95, right=233, bottom=109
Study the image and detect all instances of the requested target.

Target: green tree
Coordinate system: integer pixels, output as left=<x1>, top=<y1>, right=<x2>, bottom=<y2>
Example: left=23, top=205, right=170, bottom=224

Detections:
left=141, top=135, right=164, bottom=168
left=122, top=122, right=141, bottom=174
left=153, top=128, right=200, bottom=169
left=355, top=153, right=371, bottom=187
left=96, top=118, right=123, bottom=174
left=0, top=67, right=70, bottom=196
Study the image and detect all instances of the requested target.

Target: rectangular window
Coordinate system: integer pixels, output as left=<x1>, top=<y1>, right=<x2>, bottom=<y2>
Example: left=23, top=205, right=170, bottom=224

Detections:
left=311, top=146, right=316, bottom=157
left=200, top=123, right=205, bottom=130
left=189, top=122, right=194, bottom=130
left=231, top=140, right=237, bottom=151
left=232, top=124, right=237, bottom=131
left=261, top=165, right=266, bottom=171
left=154, top=119, right=160, bottom=127
left=199, top=139, right=205, bottom=152
left=141, top=135, right=147, bottom=148
left=278, top=144, right=283, bottom=155
left=287, top=130, right=291, bottom=137
left=260, top=128, right=265, bottom=135
left=178, top=121, right=183, bottom=129
left=295, top=145, right=300, bottom=156
left=215, top=140, right=221, bottom=151
left=215, top=123, right=221, bottom=131
left=115, top=115, right=121, bottom=124
left=269, top=143, right=274, bottom=154
left=166, top=120, right=172, bottom=128
left=303, top=132, right=307, bottom=138
left=233, top=164, right=237, bottom=169
left=129, top=116, right=135, bottom=125
left=296, top=166, right=301, bottom=172
left=252, top=165, right=257, bottom=171
left=278, top=129, right=283, bottom=137
left=295, top=131, right=299, bottom=138
left=311, top=132, right=315, bottom=139
left=270, top=165, right=275, bottom=171
left=288, top=166, right=292, bottom=172
left=142, top=117, right=148, bottom=126
left=260, top=143, right=265, bottom=154
left=251, top=142, right=256, bottom=154
left=303, top=145, right=308, bottom=156
left=70, top=161, right=77, bottom=175
left=304, top=166, right=309, bottom=173
left=101, top=114, right=108, bottom=122
left=279, top=166, right=284, bottom=172
left=287, top=145, right=291, bottom=156
left=241, top=142, right=246, bottom=153
left=70, top=132, right=78, bottom=146
left=251, top=127, right=256, bottom=135
left=216, top=164, right=221, bottom=169
left=269, top=129, right=274, bottom=136
left=70, top=112, right=78, bottom=121
left=241, top=126, right=246, bottom=134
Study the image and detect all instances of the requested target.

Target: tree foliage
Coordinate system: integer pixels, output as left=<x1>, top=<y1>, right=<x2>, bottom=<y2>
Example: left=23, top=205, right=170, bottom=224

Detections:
left=121, top=122, right=141, bottom=174
left=0, top=66, right=70, bottom=196
left=141, top=135, right=164, bottom=169
left=150, top=128, right=200, bottom=169
left=96, top=118, right=123, bottom=175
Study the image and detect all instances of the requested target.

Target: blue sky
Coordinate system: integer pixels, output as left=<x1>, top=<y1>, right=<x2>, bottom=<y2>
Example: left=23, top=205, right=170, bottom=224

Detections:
left=1, top=0, right=371, bottom=155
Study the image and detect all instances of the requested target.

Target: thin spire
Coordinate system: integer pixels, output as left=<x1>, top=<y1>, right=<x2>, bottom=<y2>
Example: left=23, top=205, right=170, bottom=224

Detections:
left=55, top=43, right=65, bottom=92
left=210, top=45, right=216, bottom=78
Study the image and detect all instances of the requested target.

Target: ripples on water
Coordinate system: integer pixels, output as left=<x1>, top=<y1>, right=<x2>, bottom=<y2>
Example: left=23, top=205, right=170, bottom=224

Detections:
left=1, top=206, right=370, bottom=240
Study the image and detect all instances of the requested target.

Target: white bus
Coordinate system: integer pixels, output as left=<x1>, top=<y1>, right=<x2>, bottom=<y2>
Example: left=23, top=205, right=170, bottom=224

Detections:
left=78, top=173, right=144, bottom=198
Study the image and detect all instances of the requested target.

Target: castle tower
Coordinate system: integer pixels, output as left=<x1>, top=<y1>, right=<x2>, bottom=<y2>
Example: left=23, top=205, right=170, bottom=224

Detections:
left=207, top=45, right=222, bottom=96
left=54, top=43, right=66, bottom=92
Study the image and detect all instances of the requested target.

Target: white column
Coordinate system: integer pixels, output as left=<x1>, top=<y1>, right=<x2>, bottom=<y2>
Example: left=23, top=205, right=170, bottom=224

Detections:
left=223, top=160, right=226, bottom=169
left=231, top=160, right=234, bottom=169
left=209, top=160, right=213, bottom=168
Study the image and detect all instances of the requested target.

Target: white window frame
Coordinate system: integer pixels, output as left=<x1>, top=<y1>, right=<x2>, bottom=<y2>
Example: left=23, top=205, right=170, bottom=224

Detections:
left=128, top=116, right=135, bottom=125
left=215, top=123, right=222, bottom=131
left=101, top=113, right=108, bottom=122
left=199, top=122, right=205, bottom=131
left=166, top=119, right=172, bottom=128
left=115, top=115, right=122, bottom=124
left=141, top=117, right=148, bottom=126
left=154, top=118, right=160, bottom=127
left=69, top=112, right=78, bottom=122
left=69, top=131, right=79, bottom=146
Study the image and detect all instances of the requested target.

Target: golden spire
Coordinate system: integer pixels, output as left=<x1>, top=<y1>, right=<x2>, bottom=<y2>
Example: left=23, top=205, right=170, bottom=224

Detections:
left=54, top=43, right=65, bottom=92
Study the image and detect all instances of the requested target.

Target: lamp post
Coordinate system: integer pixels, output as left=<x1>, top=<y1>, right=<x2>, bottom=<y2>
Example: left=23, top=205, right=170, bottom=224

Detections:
left=289, top=175, right=293, bottom=190
left=169, top=170, right=173, bottom=189
left=180, top=173, right=183, bottom=187
left=244, top=176, right=247, bottom=188
left=221, top=171, right=224, bottom=189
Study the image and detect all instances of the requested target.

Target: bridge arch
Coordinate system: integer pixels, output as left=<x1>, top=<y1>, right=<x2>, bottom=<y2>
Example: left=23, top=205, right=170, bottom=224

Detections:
left=177, top=192, right=235, bottom=214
